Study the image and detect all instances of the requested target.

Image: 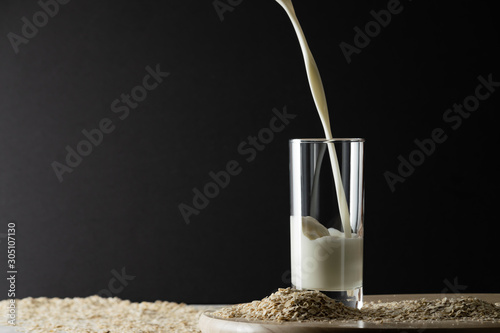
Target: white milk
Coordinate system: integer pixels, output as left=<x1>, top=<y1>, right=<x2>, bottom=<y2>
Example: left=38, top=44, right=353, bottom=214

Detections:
left=290, top=216, right=363, bottom=291
left=276, top=0, right=363, bottom=291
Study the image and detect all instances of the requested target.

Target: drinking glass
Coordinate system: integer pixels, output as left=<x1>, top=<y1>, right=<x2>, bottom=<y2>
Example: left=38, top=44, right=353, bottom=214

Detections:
left=289, top=138, right=365, bottom=308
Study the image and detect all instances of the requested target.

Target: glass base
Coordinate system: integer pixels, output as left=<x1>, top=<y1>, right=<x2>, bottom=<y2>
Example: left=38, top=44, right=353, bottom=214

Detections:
left=319, top=287, right=363, bottom=309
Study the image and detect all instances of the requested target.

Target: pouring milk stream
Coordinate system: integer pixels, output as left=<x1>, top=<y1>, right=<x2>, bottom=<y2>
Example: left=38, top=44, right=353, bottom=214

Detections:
left=275, top=0, right=351, bottom=237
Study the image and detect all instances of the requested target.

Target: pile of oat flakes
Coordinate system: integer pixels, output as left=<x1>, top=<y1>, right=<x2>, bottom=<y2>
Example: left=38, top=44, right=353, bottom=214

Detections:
left=213, top=288, right=500, bottom=323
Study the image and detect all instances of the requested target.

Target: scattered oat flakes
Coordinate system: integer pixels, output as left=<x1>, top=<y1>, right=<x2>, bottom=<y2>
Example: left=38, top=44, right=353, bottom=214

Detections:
left=1, top=296, right=202, bottom=333
left=363, top=296, right=500, bottom=323
left=3, top=290, right=499, bottom=332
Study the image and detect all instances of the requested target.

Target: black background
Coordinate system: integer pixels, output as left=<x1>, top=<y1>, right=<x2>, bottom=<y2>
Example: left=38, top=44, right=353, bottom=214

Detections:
left=0, top=0, right=499, bottom=304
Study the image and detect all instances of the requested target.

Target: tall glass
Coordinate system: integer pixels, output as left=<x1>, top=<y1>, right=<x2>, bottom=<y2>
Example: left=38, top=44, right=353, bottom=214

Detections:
left=289, top=138, right=365, bottom=308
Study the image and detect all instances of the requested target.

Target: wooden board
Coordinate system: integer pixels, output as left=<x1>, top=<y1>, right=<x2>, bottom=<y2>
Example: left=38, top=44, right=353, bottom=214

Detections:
left=199, top=293, right=500, bottom=332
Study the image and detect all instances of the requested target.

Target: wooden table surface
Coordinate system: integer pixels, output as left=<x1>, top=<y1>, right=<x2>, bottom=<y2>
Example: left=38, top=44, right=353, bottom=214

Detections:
left=199, top=293, right=500, bottom=332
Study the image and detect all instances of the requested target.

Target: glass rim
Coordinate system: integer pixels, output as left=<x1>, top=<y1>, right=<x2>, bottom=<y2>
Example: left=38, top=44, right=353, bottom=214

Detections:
left=290, top=138, right=365, bottom=143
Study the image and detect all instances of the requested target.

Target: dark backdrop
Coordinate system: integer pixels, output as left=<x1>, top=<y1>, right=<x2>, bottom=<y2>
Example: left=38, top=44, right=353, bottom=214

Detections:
left=0, top=0, right=499, bottom=304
